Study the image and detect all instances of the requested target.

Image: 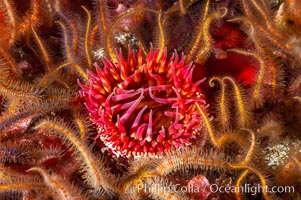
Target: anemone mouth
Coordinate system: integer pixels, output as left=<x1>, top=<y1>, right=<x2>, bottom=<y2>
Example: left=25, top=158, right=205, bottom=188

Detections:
left=80, top=47, right=206, bottom=157
left=110, top=87, right=175, bottom=133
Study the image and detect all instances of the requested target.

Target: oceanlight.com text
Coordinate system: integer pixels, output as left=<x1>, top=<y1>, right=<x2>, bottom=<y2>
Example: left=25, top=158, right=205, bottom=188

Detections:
left=210, top=183, right=294, bottom=196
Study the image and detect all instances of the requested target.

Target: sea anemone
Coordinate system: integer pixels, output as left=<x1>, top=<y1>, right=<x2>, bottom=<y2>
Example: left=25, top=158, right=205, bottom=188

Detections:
left=79, top=46, right=207, bottom=157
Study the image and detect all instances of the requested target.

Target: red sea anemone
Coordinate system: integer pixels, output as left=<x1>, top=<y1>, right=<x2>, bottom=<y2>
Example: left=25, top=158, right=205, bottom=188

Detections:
left=79, top=46, right=207, bottom=157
